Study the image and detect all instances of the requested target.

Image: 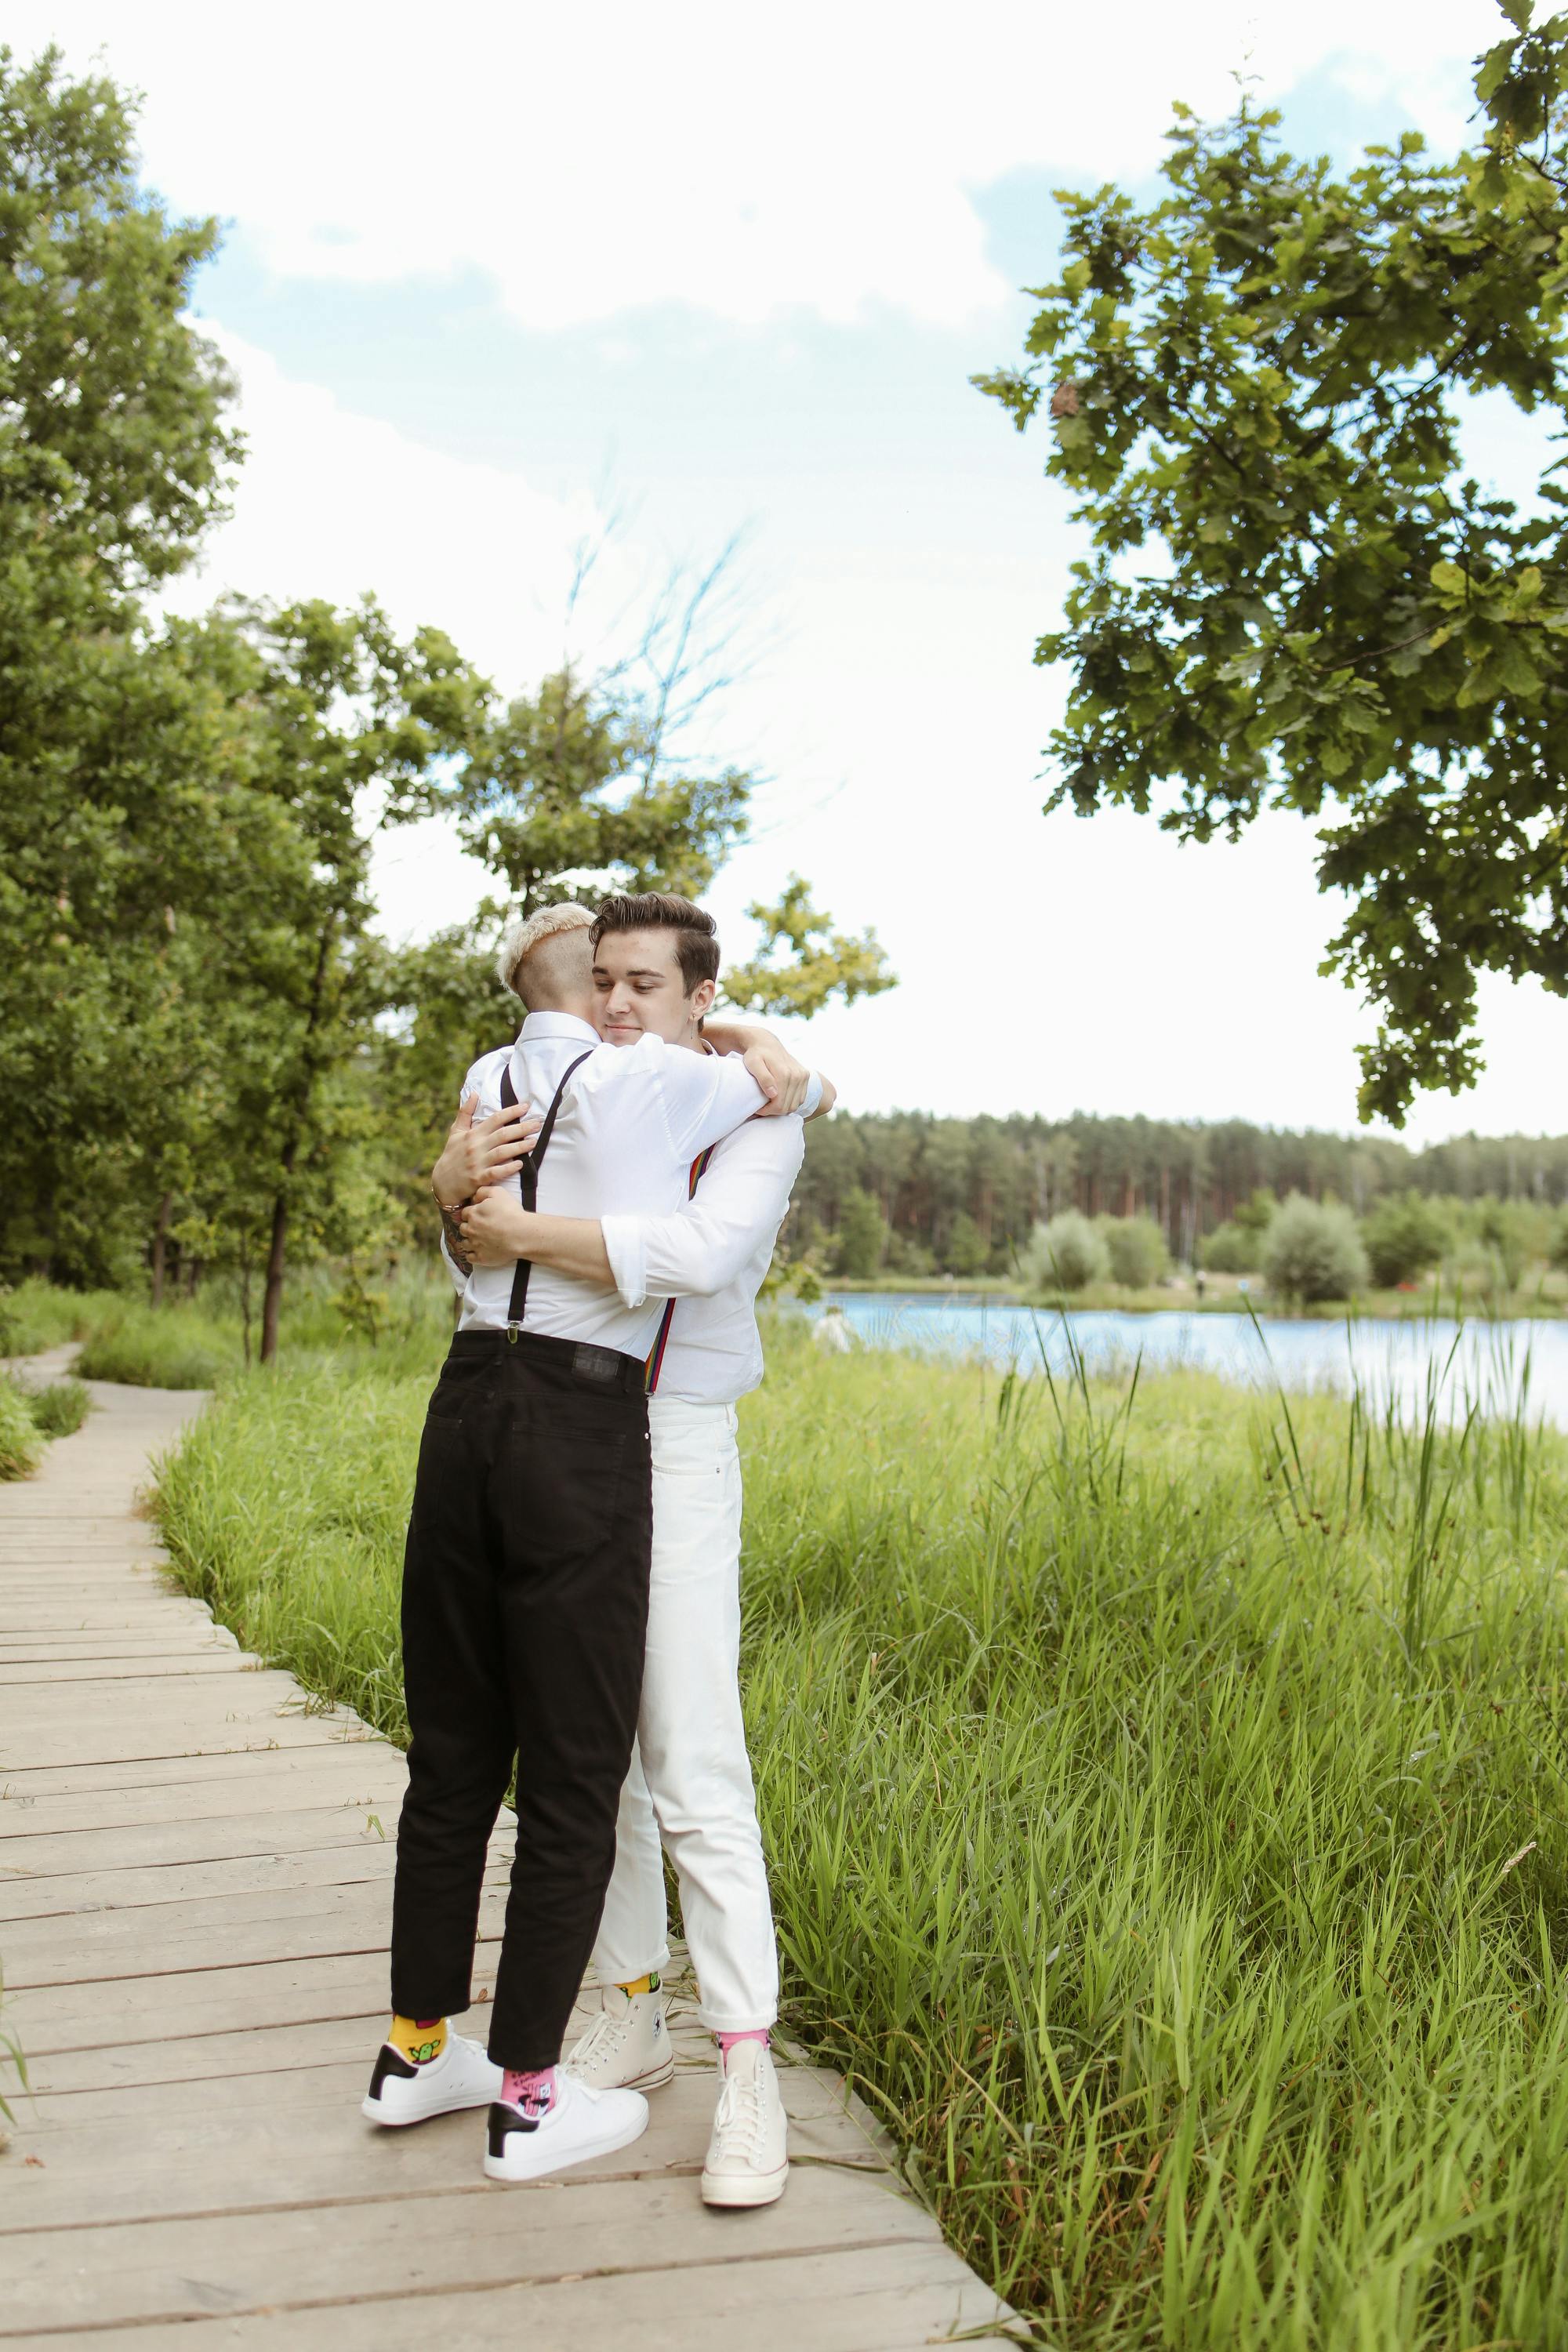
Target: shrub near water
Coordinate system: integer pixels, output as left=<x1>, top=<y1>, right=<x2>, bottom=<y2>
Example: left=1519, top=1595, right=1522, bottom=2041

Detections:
left=1024, top=1210, right=1110, bottom=1293
left=154, top=1324, right=1568, bottom=2348
left=1262, top=1192, right=1370, bottom=1303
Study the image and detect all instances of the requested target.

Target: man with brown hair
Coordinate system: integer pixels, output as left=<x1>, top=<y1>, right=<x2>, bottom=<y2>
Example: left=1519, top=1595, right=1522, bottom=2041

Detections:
left=362, top=898, right=819, bottom=2187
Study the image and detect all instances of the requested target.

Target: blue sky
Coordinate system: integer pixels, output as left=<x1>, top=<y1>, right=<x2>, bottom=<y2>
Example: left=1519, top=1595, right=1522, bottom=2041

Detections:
left=20, top=0, right=1563, bottom=1144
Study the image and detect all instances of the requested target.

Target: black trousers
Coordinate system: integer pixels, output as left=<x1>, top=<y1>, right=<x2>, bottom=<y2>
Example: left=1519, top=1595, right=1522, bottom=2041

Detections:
left=390, top=1329, right=653, bottom=2071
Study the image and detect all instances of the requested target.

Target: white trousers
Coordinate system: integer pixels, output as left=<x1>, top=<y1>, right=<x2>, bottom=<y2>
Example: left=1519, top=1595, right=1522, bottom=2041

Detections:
left=591, top=1396, right=779, bottom=2032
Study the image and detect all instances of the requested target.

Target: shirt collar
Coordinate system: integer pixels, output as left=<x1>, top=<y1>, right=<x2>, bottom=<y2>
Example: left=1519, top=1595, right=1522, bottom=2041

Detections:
left=519, top=1011, right=601, bottom=1045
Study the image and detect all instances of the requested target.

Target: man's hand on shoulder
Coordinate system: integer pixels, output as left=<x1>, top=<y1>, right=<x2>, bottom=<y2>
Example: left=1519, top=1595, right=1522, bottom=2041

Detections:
left=704, top=1020, right=811, bottom=1117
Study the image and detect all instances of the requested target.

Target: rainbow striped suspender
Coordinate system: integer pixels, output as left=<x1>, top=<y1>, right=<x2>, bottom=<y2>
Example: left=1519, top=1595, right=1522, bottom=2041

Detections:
left=644, top=1145, right=716, bottom=1392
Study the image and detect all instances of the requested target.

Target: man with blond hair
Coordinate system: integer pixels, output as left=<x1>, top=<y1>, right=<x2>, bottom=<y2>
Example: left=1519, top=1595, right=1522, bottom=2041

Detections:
left=362, top=898, right=818, bottom=2189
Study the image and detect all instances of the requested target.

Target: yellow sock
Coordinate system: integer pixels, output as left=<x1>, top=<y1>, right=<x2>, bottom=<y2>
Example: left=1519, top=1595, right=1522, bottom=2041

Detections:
left=615, top=1973, right=660, bottom=1998
left=388, top=2013, right=448, bottom=2066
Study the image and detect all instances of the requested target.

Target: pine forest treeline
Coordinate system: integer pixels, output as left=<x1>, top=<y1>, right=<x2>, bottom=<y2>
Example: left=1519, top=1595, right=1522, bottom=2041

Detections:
left=793, top=1111, right=1568, bottom=1276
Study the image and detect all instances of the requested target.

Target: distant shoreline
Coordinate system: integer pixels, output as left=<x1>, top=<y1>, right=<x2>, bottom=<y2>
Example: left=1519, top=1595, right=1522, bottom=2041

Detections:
left=822, top=1277, right=1568, bottom=1323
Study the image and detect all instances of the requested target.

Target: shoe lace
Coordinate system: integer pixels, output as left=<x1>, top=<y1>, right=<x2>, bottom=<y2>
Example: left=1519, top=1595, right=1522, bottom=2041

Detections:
left=569, top=2003, right=633, bottom=2074
left=713, top=2057, right=771, bottom=2161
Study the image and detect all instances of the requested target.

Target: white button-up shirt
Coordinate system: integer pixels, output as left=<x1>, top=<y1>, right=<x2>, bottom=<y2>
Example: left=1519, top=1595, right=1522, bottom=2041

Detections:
left=600, top=1115, right=808, bottom=1403
left=447, top=1012, right=771, bottom=1357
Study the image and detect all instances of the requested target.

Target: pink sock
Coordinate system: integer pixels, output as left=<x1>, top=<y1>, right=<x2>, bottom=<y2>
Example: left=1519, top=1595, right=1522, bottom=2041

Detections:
left=501, top=2065, right=557, bottom=2114
left=717, top=2029, right=770, bottom=2063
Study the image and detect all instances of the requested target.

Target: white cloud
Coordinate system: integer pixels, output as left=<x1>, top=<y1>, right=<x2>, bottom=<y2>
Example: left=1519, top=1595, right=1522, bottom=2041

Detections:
left=162, top=325, right=595, bottom=689
left=17, top=0, right=1504, bottom=329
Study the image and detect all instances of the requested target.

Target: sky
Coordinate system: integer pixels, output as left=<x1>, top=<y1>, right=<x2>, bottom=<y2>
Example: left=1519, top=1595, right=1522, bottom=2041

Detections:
left=17, top=0, right=1566, bottom=1146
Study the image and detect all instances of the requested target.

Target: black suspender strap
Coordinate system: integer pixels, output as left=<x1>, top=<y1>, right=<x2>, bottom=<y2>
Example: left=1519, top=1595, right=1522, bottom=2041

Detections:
left=498, top=1049, right=593, bottom=1337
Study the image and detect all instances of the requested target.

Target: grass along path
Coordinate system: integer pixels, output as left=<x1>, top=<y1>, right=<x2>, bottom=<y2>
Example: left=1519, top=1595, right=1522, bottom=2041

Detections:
left=153, top=1321, right=1568, bottom=2349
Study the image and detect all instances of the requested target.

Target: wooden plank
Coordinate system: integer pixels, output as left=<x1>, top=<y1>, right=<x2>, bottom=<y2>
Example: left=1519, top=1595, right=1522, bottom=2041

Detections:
left=2, top=1946, right=466, bottom=2053
left=0, top=1833, right=456, bottom=1922
left=0, top=1764, right=411, bottom=1841
left=0, top=1875, right=510, bottom=1987
left=0, top=1523, right=170, bottom=1537
left=0, top=1653, right=253, bottom=1684
left=0, top=1711, right=379, bottom=1776
left=0, top=1795, right=413, bottom=1876
left=0, top=1603, right=208, bottom=1628
left=0, top=1668, right=311, bottom=1719
left=2, top=2166, right=935, bottom=2335
left=0, top=1609, right=215, bottom=1628
left=0, top=1737, right=390, bottom=1804
left=0, top=1632, right=237, bottom=1659
left=0, top=2243, right=1018, bottom=2352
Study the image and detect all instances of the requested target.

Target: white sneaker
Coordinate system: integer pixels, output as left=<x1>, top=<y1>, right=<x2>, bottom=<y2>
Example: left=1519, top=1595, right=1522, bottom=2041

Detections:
left=564, top=1983, right=674, bottom=2092
left=361, top=2031, right=501, bottom=2126
left=485, top=2072, right=649, bottom=2183
left=701, top=2040, right=789, bottom=2208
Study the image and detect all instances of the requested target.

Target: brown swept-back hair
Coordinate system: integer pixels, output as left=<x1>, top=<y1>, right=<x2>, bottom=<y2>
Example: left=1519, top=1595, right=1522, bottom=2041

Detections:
left=590, top=893, right=720, bottom=995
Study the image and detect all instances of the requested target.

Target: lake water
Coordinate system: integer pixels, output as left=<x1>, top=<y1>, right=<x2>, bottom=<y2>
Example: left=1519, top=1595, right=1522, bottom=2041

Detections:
left=808, top=1294, right=1568, bottom=1432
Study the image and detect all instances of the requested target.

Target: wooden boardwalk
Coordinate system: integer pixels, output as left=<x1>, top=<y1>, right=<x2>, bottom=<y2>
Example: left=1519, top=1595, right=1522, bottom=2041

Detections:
left=0, top=1369, right=1018, bottom=2348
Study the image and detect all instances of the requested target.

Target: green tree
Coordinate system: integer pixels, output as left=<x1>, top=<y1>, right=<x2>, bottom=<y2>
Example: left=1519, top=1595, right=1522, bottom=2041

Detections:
left=1362, top=1190, right=1449, bottom=1287
left=835, top=1189, right=889, bottom=1279
left=720, top=876, right=895, bottom=1018
left=458, top=666, right=751, bottom=918
left=1263, top=1195, right=1370, bottom=1303
left=1549, top=1206, right=1568, bottom=1272
left=978, top=5, right=1568, bottom=1123
left=225, top=597, right=488, bottom=1360
left=1203, top=1220, right=1264, bottom=1275
left=943, top=1211, right=988, bottom=1278
left=0, top=46, right=241, bottom=1281
left=1476, top=1195, right=1540, bottom=1287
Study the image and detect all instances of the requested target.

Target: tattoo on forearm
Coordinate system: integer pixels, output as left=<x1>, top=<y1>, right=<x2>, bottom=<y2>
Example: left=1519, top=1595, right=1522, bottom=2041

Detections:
left=438, top=1200, right=474, bottom=1278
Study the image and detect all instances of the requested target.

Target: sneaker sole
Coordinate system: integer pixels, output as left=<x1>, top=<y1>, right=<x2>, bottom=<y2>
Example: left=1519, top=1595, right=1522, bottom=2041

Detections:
left=626, top=2052, right=676, bottom=2092
left=361, top=2085, right=496, bottom=2128
left=562, top=2051, right=675, bottom=2094
left=484, top=2103, right=651, bottom=2183
left=701, top=2161, right=789, bottom=2209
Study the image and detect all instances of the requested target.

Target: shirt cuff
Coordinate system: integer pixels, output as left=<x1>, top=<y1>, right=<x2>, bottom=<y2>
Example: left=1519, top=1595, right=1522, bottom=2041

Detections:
left=601, top=1215, right=648, bottom=1309
left=802, top=1069, right=824, bottom=1117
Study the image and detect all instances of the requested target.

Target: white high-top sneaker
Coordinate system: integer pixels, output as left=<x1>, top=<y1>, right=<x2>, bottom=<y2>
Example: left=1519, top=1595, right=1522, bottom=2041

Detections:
left=361, top=2031, right=501, bottom=2126
left=485, top=2073, right=649, bottom=2183
left=700, top=2040, right=789, bottom=2208
left=564, top=1982, right=674, bottom=2092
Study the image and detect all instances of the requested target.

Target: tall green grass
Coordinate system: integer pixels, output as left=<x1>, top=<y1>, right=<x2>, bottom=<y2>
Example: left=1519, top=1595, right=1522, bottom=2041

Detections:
left=0, top=1370, right=92, bottom=1477
left=153, top=1322, right=1568, bottom=2348
left=0, top=1269, right=458, bottom=1389
left=0, top=1278, right=122, bottom=1357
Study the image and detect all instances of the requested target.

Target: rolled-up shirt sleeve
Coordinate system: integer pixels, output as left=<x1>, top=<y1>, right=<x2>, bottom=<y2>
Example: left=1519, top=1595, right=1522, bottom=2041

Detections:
left=601, top=1124, right=804, bottom=1308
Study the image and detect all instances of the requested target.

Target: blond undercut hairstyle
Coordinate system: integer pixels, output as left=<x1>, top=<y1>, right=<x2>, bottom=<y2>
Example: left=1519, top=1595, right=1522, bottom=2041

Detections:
left=495, top=902, right=594, bottom=1008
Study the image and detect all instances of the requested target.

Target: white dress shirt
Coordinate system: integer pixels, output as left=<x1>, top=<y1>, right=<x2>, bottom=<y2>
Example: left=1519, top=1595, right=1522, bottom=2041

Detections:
left=600, top=1115, right=808, bottom=1403
left=447, top=1012, right=771, bottom=1357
